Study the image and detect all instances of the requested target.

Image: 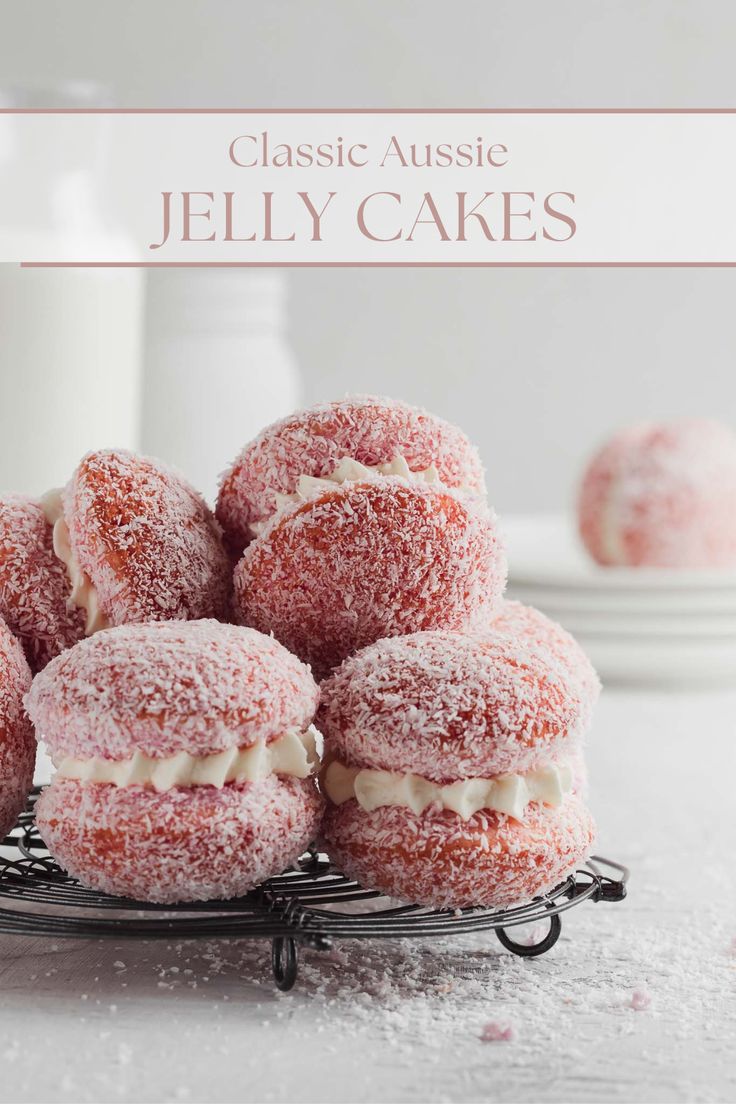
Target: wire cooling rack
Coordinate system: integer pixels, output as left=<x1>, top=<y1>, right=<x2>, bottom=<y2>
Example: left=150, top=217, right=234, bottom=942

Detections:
left=0, top=789, right=628, bottom=990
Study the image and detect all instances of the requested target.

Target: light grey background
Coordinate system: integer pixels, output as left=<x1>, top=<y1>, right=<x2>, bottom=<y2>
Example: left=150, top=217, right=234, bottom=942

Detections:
left=2, top=0, right=733, bottom=512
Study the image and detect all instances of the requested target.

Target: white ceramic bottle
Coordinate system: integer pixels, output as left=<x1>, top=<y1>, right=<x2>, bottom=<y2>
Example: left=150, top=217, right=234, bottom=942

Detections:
left=0, top=84, right=143, bottom=495
left=141, top=269, right=302, bottom=503
left=0, top=267, right=143, bottom=495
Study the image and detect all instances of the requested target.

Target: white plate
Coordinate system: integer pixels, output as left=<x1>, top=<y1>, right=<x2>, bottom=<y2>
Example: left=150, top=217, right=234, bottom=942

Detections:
left=576, top=635, right=736, bottom=685
left=502, top=514, right=736, bottom=685
left=502, top=514, right=736, bottom=593
left=505, top=602, right=736, bottom=639
left=507, top=581, right=736, bottom=614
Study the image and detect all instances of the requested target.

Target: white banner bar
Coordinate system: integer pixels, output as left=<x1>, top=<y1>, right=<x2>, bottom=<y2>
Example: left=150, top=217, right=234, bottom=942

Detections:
left=1, top=110, right=734, bottom=264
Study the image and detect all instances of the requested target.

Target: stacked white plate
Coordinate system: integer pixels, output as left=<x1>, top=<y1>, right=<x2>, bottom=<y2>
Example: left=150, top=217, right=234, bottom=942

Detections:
left=501, top=514, right=736, bottom=686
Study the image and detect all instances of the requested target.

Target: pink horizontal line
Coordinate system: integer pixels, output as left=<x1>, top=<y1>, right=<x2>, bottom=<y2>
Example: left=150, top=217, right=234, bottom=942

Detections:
left=19, top=261, right=736, bottom=269
left=3, top=107, right=736, bottom=115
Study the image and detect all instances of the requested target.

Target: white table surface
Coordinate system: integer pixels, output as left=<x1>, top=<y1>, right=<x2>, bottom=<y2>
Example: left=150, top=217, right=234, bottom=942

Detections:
left=1, top=687, right=735, bottom=1104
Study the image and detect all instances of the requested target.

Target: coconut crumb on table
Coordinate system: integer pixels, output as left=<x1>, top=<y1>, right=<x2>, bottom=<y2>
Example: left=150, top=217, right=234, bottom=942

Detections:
left=629, top=989, right=652, bottom=1012
left=479, top=1021, right=515, bottom=1042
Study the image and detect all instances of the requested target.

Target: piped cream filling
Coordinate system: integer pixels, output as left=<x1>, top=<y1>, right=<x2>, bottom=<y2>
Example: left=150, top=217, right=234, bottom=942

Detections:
left=323, top=760, right=573, bottom=823
left=54, top=727, right=318, bottom=794
left=41, top=489, right=110, bottom=635
left=250, top=455, right=445, bottom=537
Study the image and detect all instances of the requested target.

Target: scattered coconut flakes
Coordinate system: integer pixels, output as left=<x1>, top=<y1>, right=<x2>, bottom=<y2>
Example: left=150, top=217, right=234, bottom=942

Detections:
left=479, top=1021, right=515, bottom=1042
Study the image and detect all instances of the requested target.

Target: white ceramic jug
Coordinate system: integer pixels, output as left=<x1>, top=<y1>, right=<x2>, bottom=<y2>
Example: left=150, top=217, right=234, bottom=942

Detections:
left=141, top=268, right=302, bottom=503
left=0, top=84, right=143, bottom=495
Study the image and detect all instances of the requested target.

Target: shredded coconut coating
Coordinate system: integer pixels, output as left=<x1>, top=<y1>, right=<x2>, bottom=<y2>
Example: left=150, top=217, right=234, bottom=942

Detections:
left=318, top=629, right=584, bottom=783
left=217, top=395, right=488, bottom=554
left=36, top=774, right=324, bottom=904
left=63, top=449, right=231, bottom=628
left=0, top=494, right=85, bottom=672
left=488, top=600, right=600, bottom=723
left=0, top=618, right=35, bottom=839
left=578, top=418, right=736, bottom=567
left=234, top=480, right=506, bottom=681
left=26, top=620, right=319, bottom=761
left=321, top=795, right=595, bottom=909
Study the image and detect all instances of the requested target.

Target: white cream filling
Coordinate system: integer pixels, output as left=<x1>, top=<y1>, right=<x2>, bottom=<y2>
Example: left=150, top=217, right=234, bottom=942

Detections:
left=41, top=488, right=110, bottom=635
left=54, top=727, right=318, bottom=794
left=250, top=455, right=444, bottom=537
left=598, top=476, right=628, bottom=565
left=323, top=759, right=572, bottom=823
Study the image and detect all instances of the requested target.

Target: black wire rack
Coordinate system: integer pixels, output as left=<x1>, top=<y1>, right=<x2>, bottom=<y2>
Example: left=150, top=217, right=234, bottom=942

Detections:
left=0, top=789, right=628, bottom=991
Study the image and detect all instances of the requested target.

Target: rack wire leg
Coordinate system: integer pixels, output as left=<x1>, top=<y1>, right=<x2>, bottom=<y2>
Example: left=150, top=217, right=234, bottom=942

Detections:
left=496, top=912, right=562, bottom=958
left=271, top=937, right=299, bottom=991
